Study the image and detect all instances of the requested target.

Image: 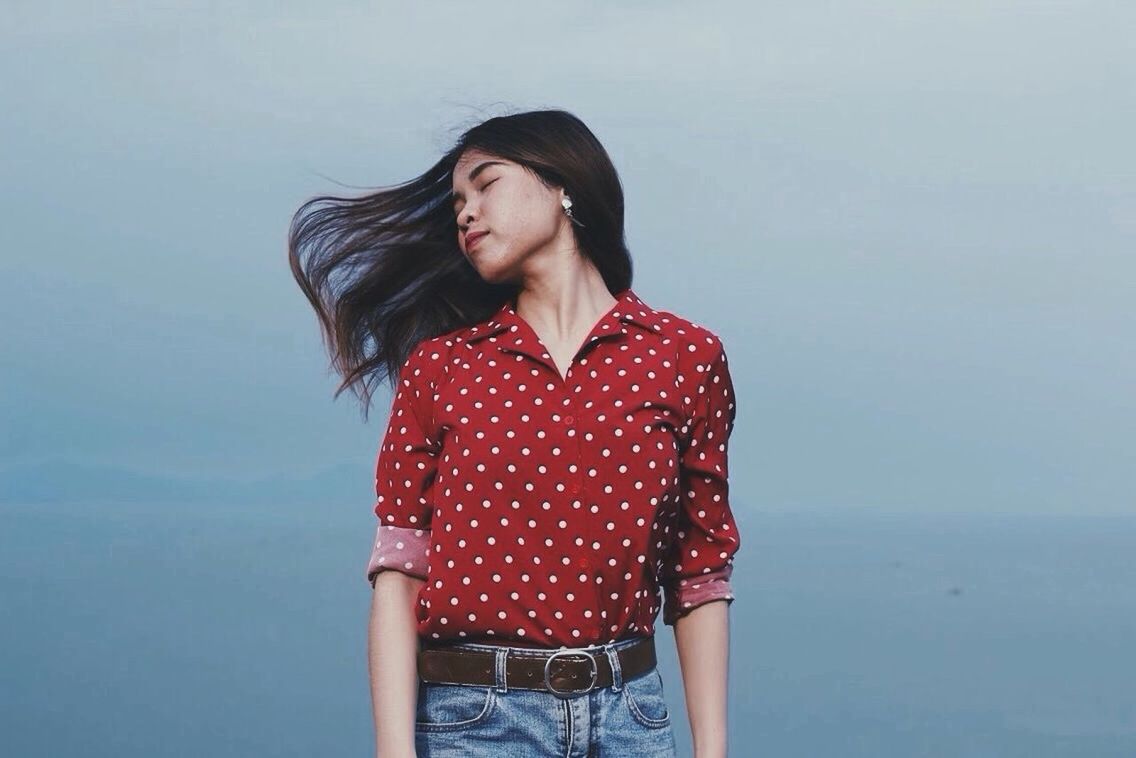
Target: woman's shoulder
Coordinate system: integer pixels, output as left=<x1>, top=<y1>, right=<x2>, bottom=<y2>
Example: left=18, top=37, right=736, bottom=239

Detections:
left=648, top=303, right=728, bottom=362
left=618, top=288, right=725, bottom=353
left=401, top=316, right=494, bottom=375
left=399, top=330, right=462, bottom=385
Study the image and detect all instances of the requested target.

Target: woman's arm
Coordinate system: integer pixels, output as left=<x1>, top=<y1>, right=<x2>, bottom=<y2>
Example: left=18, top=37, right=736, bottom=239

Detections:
left=673, top=598, right=730, bottom=758
left=368, top=571, right=425, bottom=758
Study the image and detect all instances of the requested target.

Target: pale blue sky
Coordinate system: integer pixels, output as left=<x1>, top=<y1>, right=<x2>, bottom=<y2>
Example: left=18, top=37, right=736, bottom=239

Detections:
left=2, top=1, right=1132, bottom=515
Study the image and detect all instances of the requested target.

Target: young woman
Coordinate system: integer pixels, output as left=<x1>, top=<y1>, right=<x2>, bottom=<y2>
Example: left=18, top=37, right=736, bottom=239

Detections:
left=289, top=109, right=740, bottom=758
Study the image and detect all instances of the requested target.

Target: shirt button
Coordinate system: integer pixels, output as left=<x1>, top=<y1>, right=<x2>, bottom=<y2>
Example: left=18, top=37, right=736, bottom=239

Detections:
left=564, top=414, right=575, bottom=425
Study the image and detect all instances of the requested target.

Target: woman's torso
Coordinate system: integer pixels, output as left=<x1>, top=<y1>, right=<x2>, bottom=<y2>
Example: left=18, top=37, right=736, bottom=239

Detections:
left=414, top=288, right=691, bottom=647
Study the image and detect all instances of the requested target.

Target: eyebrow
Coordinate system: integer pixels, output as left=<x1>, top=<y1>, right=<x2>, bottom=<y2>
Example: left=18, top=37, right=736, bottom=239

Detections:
left=451, top=160, right=506, bottom=204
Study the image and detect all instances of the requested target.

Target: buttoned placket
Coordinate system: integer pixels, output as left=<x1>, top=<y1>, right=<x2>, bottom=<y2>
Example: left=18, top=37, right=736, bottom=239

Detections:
left=489, top=309, right=632, bottom=640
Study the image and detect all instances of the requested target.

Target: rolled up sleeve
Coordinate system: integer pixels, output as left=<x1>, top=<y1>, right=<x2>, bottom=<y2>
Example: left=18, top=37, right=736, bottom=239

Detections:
left=660, top=334, right=741, bottom=625
left=366, top=340, right=443, bottom=587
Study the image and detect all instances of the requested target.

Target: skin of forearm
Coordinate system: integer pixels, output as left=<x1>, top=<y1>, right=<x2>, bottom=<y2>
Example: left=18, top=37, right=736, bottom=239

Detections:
left=672, top=599, right=730, bottom=758
left=368, top=571, right=426, bottom=758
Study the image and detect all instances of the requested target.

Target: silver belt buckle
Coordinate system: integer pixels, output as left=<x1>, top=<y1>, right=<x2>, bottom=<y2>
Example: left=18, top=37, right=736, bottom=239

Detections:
left=543, top=648, right=599, bottom=698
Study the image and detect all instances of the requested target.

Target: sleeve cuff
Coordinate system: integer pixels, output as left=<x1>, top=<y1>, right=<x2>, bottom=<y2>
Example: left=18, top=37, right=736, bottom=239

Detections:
left=661, top=565, right=735, bottom=626
left=366, top=524, right=430, bottom=585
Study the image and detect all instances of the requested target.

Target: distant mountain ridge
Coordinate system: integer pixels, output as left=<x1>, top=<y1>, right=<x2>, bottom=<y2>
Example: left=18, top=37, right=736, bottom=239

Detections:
left=0, top=459, right=369, bottom=505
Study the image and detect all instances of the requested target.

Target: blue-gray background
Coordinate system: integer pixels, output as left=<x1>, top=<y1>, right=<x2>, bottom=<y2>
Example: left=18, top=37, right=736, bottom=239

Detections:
left=1, top=2, right=1132, bottom=756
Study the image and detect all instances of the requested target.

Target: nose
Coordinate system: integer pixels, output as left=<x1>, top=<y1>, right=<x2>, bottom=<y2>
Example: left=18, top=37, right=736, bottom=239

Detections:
left=460, top=207, right=476, bottom=229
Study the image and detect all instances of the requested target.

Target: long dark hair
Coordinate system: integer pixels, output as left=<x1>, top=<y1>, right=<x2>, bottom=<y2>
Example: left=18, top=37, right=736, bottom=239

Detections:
left=287, top=108, right=633, bottom=419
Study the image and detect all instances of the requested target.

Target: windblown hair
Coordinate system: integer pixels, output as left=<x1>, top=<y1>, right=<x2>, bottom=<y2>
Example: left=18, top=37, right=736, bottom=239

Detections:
left=288, top=108, right=633, bottom=419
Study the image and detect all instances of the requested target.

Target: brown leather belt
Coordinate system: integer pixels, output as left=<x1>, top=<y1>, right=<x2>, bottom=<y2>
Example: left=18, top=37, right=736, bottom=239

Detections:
left=417, top=636, right=656, bottom=698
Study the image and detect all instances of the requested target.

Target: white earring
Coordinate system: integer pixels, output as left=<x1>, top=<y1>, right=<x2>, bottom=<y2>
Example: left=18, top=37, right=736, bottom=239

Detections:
left=562, top=195, right=585, bottom=227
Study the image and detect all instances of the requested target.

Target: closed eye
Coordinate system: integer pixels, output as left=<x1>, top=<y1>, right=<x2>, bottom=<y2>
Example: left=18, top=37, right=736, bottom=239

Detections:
left=454, top=178, right=498, bottom=218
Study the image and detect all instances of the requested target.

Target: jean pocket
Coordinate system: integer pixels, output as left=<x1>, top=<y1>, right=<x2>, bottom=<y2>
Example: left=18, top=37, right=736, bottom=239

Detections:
left=623, top=667, right=671, bottom=729
left=415, top=682, right=497, bottom=733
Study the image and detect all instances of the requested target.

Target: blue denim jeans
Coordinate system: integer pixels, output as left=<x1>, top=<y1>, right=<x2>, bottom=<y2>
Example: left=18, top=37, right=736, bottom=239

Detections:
left=414, top=635, right=678, bottom=757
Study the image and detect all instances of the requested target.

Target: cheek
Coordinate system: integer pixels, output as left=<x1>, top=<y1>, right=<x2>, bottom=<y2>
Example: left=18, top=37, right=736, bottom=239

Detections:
left=497, top=188, right=558, bottom=239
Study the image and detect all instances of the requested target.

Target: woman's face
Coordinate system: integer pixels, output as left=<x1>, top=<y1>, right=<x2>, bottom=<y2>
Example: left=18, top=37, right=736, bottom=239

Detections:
left=451, top=148, right=567, bottom=282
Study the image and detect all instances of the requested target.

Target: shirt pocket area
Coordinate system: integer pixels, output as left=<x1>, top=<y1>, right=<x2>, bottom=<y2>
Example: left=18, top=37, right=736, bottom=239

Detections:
left=415, top=682, right=497, bottom=732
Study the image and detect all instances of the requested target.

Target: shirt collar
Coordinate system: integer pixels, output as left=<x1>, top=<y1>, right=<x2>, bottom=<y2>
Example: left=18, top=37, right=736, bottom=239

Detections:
left=463, top=287, right=663, bottom=345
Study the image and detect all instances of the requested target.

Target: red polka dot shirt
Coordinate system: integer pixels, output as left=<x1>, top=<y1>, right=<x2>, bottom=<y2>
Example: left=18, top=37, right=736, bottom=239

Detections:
left=365, top=287, right=740, bottom=646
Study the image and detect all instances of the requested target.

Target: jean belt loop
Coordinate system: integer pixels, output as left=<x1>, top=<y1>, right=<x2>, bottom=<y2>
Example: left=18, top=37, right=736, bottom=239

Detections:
left=494, top=648, right=509, bottom=694
left=604, top=643, right=623, bottom=692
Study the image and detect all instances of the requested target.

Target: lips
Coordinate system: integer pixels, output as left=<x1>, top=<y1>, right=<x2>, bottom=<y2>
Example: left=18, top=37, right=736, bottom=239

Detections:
left=465, top=231, right=488, bottom=250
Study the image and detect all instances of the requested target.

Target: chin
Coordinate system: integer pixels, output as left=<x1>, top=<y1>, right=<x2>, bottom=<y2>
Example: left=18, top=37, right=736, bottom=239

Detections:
left=475, top=267, right=514, bottom=286
left=469, top=253, right=517, bottom=284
